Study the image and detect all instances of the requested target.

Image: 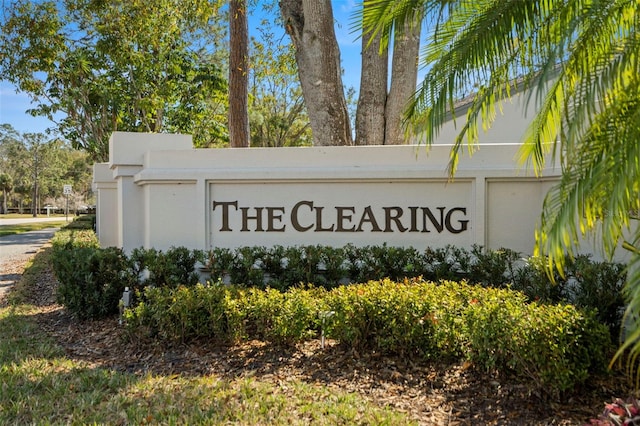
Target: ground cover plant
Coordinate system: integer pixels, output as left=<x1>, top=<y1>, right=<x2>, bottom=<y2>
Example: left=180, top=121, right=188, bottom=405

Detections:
left=3, top=223, right=639, bottom=423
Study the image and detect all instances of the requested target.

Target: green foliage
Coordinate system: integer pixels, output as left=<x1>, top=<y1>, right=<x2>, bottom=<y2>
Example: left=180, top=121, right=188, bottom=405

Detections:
left=0, top=0, right=313, bottom=158
left=203, top=244, right=626, bottom=336
left=126, top=282, right=243, bottom=344
left=0, top=125, right=90, bottom=214
left=463, top=292, right=610, bottom=394
left=249, top=23, right=311, bottom=147
left=228, top=246, right=268, bottom=288
left=207, top=247, right=235, bottom=284
left=126, top=283, right=326, bottom=346
left=325, top=279, right=610, bottom=394
left=0, top=0, right=228, bottom=160
left=130, top=247, right=204, bottom=289
left=62, top=214, right=96, bottom=230
left=324, top=279, right=440, bottom=357
left=509, top=255, right=565, bottom=303
left=509, top=255, right=627, bottom=337
left=47, top=227, right=622, bottom=393
left=564, top=255, right=626, bottom=333
left=0, top=172, right=12, bottom=214
left=362, top=0, right=640, bottom=379
left=279, top=246, right=319, bottom=287
left=52, top=246, right=137, bottom=320
left=50, top=238, right=208, bottom=319
left=49, top=233, right=626, bottom=338
left=51, top=228, right=99, bottom=249
left=421, top=245, right=472, bottom=282
left=242, top=286, right=328, bottom=345
left=468, top=245, right=521, bottom=287
left=124, top=277, right=611, bottom=395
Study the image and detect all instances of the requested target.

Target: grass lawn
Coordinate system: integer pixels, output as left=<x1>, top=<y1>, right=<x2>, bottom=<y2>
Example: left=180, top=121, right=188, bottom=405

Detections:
left=0, top=213, right=68, bottom=219
left=0, top=222, right=68, bottom=237
left=0, top=249, right=415, bottom=425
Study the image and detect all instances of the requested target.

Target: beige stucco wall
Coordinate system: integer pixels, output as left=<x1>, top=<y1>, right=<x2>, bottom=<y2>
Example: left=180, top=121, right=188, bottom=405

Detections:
left=92, top=163, right=118, bottom=248
left=95, top=131, right=579, bottom=257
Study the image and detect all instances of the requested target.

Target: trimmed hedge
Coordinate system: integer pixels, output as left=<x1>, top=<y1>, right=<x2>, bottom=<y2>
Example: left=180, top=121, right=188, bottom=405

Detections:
left=52, top=246, right=137, bottom=320
left=210, top=244, right=626, bottom=336
left=124, top=279, right=611, bottom=395
left=51, top=233, right=204, bottom=319
left=49, top=228, right=613, bottom=395
left=51, top=235, right=626, bottom=337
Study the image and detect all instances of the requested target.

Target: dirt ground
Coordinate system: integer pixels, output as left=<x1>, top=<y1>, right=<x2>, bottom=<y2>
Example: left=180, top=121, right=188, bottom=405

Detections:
left=2, top=250, right=636, bottom=425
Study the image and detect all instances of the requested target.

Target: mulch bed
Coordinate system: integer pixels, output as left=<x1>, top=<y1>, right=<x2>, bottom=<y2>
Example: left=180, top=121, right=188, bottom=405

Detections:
left=3, top=250, right=636, bottom=425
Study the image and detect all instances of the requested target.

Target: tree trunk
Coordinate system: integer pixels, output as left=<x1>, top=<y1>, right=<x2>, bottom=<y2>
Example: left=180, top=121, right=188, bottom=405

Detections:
left=355, top=28, right=388, bottom=146
left=32, top=154, right=38, bottom=217
left=32, top=180, right=38, bottom=217
left=280, top=0, right=352, bottom=146
left=384, top=20, right=421, bottom=145
left=229, top=0, right=250, bottom=147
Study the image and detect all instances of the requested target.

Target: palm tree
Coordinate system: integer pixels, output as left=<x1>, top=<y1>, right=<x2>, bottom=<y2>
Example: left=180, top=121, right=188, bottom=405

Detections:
left=361, top=0, right=640, bottom=374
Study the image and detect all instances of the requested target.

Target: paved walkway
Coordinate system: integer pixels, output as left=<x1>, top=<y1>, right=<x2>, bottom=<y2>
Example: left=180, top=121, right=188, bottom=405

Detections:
left=0, top=227, right=60, bottom=301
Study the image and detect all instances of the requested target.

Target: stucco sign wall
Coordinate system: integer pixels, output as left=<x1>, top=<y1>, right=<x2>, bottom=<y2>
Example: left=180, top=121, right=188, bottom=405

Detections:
left=210, top=181, right=472, bottom=249
left=93, top=132, right=569, bottom=256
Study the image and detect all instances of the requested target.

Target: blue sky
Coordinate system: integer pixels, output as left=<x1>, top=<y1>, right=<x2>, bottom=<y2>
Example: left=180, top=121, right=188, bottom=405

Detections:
left=0, top=1, right=364, bottom=136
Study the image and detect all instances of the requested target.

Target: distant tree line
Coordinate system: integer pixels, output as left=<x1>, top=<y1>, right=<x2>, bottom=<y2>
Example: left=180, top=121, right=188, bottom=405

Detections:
left=0, top=124, right=93, bottom=216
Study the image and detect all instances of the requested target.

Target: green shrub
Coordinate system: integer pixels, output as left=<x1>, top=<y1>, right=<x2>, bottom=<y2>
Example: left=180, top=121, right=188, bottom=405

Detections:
left=123, top=277, right=611, bottom=395
left=358, top=245, right=425, bottom=282
left=51, top=229, right=99, bottom=249
left=282, top=246, right=322, bottom=287
left=509, top=255, right=566, bottom=303
left=468, top=245, right=521, bottom=287
left=125, top=283, right=325, bottom=346
left=228, top=246, right=267, bottom=288
left=201, top=244, right=627, bottom=336
left=261, top=245, right=287, bottom=290
left=422, top=245, right=471, bottom=282
left=324, top=279, right=490, bottom=359
left=62, top=215, right=96, bottom=230
left=324, top=279, right=439, bottom=357
left=52, top=246, right=137, bottom=320
left=130, top=247, right=203, bottom=289
left=207, top=247, right=235, bottom=280
left=564, top=255, right=626, bottom=334
left=462, top=289, right=610, bottom=395
left=316, top=246, right=349, bottom=289
left=242, top=286, right=328, bottom=345
left=49, top=231, right=618, bottom=393
left=324, top=279, right=610, bottom=394
left=125, top=281, right=245, bottom=343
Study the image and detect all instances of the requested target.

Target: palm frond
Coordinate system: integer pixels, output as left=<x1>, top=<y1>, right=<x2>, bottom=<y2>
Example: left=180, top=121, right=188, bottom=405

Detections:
left=615, top=239, right=640, bottom=385
left=358, top=0, right=439, bottom=52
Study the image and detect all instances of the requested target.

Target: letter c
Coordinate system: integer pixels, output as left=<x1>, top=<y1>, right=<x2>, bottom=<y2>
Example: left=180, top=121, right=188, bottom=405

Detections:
left=291, top=201, right=314, bottom=232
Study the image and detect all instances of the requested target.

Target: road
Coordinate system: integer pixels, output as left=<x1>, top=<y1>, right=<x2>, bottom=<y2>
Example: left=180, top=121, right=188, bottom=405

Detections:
left=0, top=225, right=61, bottom=301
